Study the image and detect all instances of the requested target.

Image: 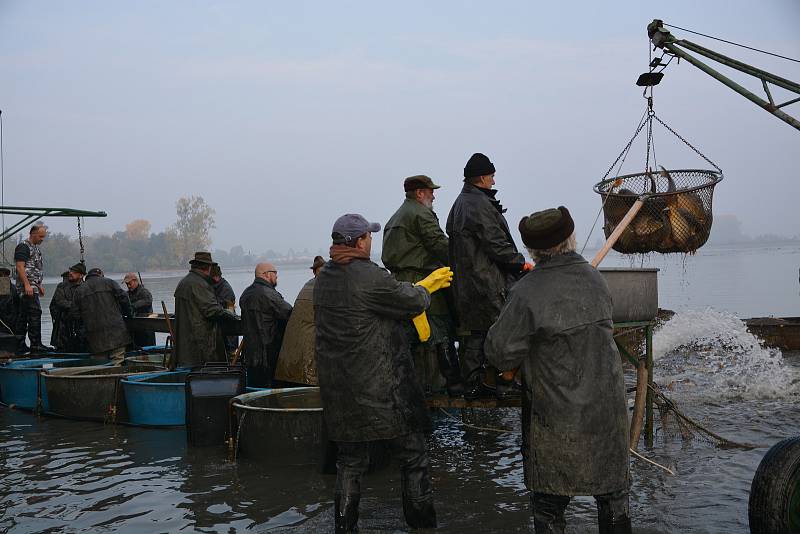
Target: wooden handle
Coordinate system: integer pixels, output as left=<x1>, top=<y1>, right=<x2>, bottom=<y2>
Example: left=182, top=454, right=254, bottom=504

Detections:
left=230, top=338, right=246, bottom=366
left=161, top=301, right=177, bottom=370
left=591, top=198, right=645, bottom=268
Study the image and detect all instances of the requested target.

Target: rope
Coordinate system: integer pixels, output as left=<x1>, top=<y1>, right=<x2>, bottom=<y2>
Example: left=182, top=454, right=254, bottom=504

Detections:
left=663, top=23, right=800, bottom=64
left=0, top=110, right=5, bottom=265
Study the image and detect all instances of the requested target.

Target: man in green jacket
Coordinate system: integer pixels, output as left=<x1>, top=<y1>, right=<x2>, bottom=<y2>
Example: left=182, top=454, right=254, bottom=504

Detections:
left=382, top=175, right=464, bottom=397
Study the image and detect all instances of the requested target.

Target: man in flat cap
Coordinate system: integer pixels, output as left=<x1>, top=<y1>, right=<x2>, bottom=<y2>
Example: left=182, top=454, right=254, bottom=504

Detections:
left=446, top=153, right=529, bottom=399
left=124, top=272, right=156, bottom=348
left=382, top=175, right=464, bottom=397
left=72, top=267, right=132, bottom=363
left=274, top=255, right=325, bottom=385
left=173, top=252, right=238, bottom=368
left=50, top=263, right=88, bottom=352
left=315, top=213, right=452, bottom=532
left=485, top=207, right=631, bottom=534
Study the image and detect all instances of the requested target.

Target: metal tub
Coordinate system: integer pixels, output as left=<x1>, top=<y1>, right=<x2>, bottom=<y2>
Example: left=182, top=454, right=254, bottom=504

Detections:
left=0, top=357, right=100, bottom=411
left=599, top=268, right=659, bottom=323
left=42, top=364, right=164, bottom=422
left=232, top=387, right=332, bottom=467
left=121, top=370, right=190, bottom=427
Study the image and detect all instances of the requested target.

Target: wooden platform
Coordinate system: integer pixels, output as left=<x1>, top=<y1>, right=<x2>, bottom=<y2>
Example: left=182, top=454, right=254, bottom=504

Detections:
left=426, top=394, right=521, bottom=409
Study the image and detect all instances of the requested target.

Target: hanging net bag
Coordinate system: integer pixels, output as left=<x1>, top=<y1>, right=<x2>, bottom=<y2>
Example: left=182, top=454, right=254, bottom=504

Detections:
left=592, top=98, right=723, bottom=254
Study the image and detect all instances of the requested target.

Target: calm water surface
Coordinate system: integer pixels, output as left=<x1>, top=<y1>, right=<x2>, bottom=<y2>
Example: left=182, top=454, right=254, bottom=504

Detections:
left=2, top=242, right=799, bottom=532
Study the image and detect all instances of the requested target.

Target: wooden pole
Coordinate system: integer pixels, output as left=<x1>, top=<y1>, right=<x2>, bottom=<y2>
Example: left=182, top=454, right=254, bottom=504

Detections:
left=230, top=338, right=245, bottom=366
left=161, top=301, right=177, bottom=371
left=629, top=357, right=648, bottom=450
left=590, top=198, right=645, bottom=268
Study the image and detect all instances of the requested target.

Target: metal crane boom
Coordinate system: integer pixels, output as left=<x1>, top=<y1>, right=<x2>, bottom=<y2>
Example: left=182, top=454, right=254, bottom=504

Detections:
left=647, top=19, right=800, bottom=131
left=0, top=205, right=107, bottom=244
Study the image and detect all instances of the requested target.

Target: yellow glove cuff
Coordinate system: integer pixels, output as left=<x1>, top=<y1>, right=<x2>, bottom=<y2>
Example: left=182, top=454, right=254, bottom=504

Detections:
left=412, top=312, right=431, bottom=342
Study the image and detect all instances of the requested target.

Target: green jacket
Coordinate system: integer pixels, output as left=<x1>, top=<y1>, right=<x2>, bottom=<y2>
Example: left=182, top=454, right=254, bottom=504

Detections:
left=382, top=198, right=449, bottom=315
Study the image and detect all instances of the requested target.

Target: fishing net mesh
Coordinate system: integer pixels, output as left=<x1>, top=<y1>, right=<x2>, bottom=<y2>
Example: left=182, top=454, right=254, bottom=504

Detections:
left=594, top=169, right=722, bottom=254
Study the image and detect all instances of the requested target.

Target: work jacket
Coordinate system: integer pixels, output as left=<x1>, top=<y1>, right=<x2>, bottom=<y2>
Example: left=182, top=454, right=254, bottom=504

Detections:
left=50, top=280, right=86, bottom=351
left=72, top=273, right=132, bottom=354
left=446, top=182, right=525, bottom=331
left=239, top=277, right=292, bottom=371
left=174, top=269, right=235, bottom=367
left=0, top=279, right=17, bottom=334
left=275, top=277, right=317, bottom=385
left=485, top=252, right=629, bottom=496
left=128, top=285, right=156, bottom=348
left=314, top=257, right=431, bottom=442
left=213, top=278, right=236, bottom=309
left=382, top=198, right=450, bottom=316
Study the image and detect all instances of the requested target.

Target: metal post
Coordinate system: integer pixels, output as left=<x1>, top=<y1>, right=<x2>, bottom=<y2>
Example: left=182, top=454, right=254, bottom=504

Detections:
left=645, top=323, right=654, bottom=446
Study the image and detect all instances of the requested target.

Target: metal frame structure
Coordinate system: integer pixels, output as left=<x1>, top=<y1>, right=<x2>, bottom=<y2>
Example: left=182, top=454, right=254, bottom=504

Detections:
left=647, top=19, right=800, bottom=131
left=0, top=206, right=106, bottom=245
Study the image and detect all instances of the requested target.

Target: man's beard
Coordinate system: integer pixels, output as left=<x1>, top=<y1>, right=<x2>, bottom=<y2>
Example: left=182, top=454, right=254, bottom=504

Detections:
left=421, top=198, right=433, bottom=209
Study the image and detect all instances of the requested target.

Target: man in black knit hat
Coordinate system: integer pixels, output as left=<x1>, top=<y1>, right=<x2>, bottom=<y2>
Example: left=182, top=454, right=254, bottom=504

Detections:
left=446, top=152, right=529, bottom=399
left=485, top=206, right=631, bottom=534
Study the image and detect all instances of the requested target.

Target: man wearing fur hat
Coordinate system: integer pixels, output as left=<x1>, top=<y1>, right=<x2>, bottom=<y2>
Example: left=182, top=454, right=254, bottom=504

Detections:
left=485, top=207, right=631, bottom=534
left=446, top=153, right=528, bottom=399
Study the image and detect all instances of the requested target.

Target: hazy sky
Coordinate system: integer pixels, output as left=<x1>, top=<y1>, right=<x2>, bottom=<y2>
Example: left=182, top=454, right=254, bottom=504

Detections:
left=1, top=1, right=798, bottom=255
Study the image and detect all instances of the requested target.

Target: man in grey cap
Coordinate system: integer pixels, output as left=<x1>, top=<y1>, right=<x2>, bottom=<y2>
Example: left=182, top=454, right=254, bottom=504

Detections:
left=315, top=213, right=453, bottom=532
left=383, top=175, right=463, bottom=397
left=174, top=252, right=237, bottom=368
left=485, top=207, right=631, bottom=534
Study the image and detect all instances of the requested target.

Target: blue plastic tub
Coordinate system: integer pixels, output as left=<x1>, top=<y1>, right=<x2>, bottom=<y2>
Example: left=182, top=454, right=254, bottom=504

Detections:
left=121, top=370, right=190, bottom=427
left=0, top=358, right=98, bottom=411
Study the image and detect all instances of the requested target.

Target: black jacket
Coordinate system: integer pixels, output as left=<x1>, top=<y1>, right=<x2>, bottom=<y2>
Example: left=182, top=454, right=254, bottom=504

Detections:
left=128, top=285, right=154, bottom=316
left=485, top=252, right=629, bottom=495
left=239, top=277, right=292, bottom=370
left=174, top=269, right=236, bottom=367
left=72, top=273, right=132, bottom=353
left=446, top=182, right=525, bottom=331
left=50, top=280, right=86, bottom=351
left=314, top=258, right=431, bottom=442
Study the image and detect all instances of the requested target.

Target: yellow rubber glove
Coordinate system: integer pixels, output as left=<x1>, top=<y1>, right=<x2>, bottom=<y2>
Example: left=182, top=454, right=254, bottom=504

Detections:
left=412, top=311, right=431, bottom=342
left=414, top=266, right=454, bottom=294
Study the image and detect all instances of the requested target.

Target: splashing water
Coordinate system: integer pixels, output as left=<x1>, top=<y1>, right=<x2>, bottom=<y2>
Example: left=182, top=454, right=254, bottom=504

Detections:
left=652, top=308, right=798, bottom=400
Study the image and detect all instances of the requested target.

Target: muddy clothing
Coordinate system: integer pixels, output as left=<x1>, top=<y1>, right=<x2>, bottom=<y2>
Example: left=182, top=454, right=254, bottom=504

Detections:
left=128, top=285, right=154, bottom=316
left=314, top=256, right=431, bottom=442
left=275, top=277, right=317, bottom=385
left=174, top=269, right=236, bottom=368
left=240, top=278, right=292, bottom=387
left=72, top=273, right=132, bottom=354
left=127, top=285, right=156, bottom=347
left=14, top=240, right=43, bottom=293
left=213, top=278, right=238, bottom=354
left=14, top=240, right=44, bottom=348
left=382, top=198, right=452, bottom=343
left=50, top=280, right=87, bottom=352
left=445, top=183, right=525, bottom=332
left=485, top=252, right=629, bottom=496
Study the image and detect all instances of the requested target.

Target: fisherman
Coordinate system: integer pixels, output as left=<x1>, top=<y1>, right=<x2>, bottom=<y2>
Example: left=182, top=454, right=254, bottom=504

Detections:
left=0, top=267, right=18, bottom=337
left=173, top=251, right=237, bottom=368
left=50, top=263, right=88, bottom=352
left=446, top=153, right=529, bottom=399
left=49, top=271, right=70, bottom=350
left=485, top=207, right=631, bottom=534
left=123, top=272, right=156, bottom=348
left=274, top=255, right=325, bottom=385
left=210, top=264, right=238, bottom=355
left=315, top=213, right=451, bottom=532
left=14, top=222, right=51, bottom=353
left=72, top=268, right=133, bottom=364
left=382, top=175, right=464, bottom=397
left=239, top=262, right=292, bottom=387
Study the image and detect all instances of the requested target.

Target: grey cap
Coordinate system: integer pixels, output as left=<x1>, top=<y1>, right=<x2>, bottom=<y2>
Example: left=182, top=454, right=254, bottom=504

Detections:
left=331, top=213, right=381, bottom=244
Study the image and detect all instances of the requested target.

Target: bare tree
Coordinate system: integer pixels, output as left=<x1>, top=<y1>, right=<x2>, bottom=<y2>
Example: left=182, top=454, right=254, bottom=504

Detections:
left=172, top=196, right=216, bottom=264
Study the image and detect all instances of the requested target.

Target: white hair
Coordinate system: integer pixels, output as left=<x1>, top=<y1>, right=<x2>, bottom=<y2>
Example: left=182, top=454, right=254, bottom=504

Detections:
left=526, top=232, right=577, bottom=263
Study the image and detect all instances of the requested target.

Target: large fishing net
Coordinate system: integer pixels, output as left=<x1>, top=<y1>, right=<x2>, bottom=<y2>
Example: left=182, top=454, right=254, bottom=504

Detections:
left=595, top=169, right=722, bottom=254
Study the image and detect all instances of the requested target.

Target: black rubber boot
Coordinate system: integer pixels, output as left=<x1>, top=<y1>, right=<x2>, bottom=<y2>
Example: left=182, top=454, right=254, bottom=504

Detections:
left=462, top=368, right=494, bottom=400
left=495, top=372, right=521, bottom=400
left=597, top=490, right=632, bottom=534
left=402, top=495, right=437, bottom=529
left=532, top=493, right=569, bottom=534
left=436, top=344, right=465, bottom=397
left=334, top=493, right=360, bottom=534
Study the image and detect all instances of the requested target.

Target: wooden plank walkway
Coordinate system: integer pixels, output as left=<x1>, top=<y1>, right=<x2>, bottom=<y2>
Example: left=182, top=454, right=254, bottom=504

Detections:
left=425, top=394, right=521, bottom=409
